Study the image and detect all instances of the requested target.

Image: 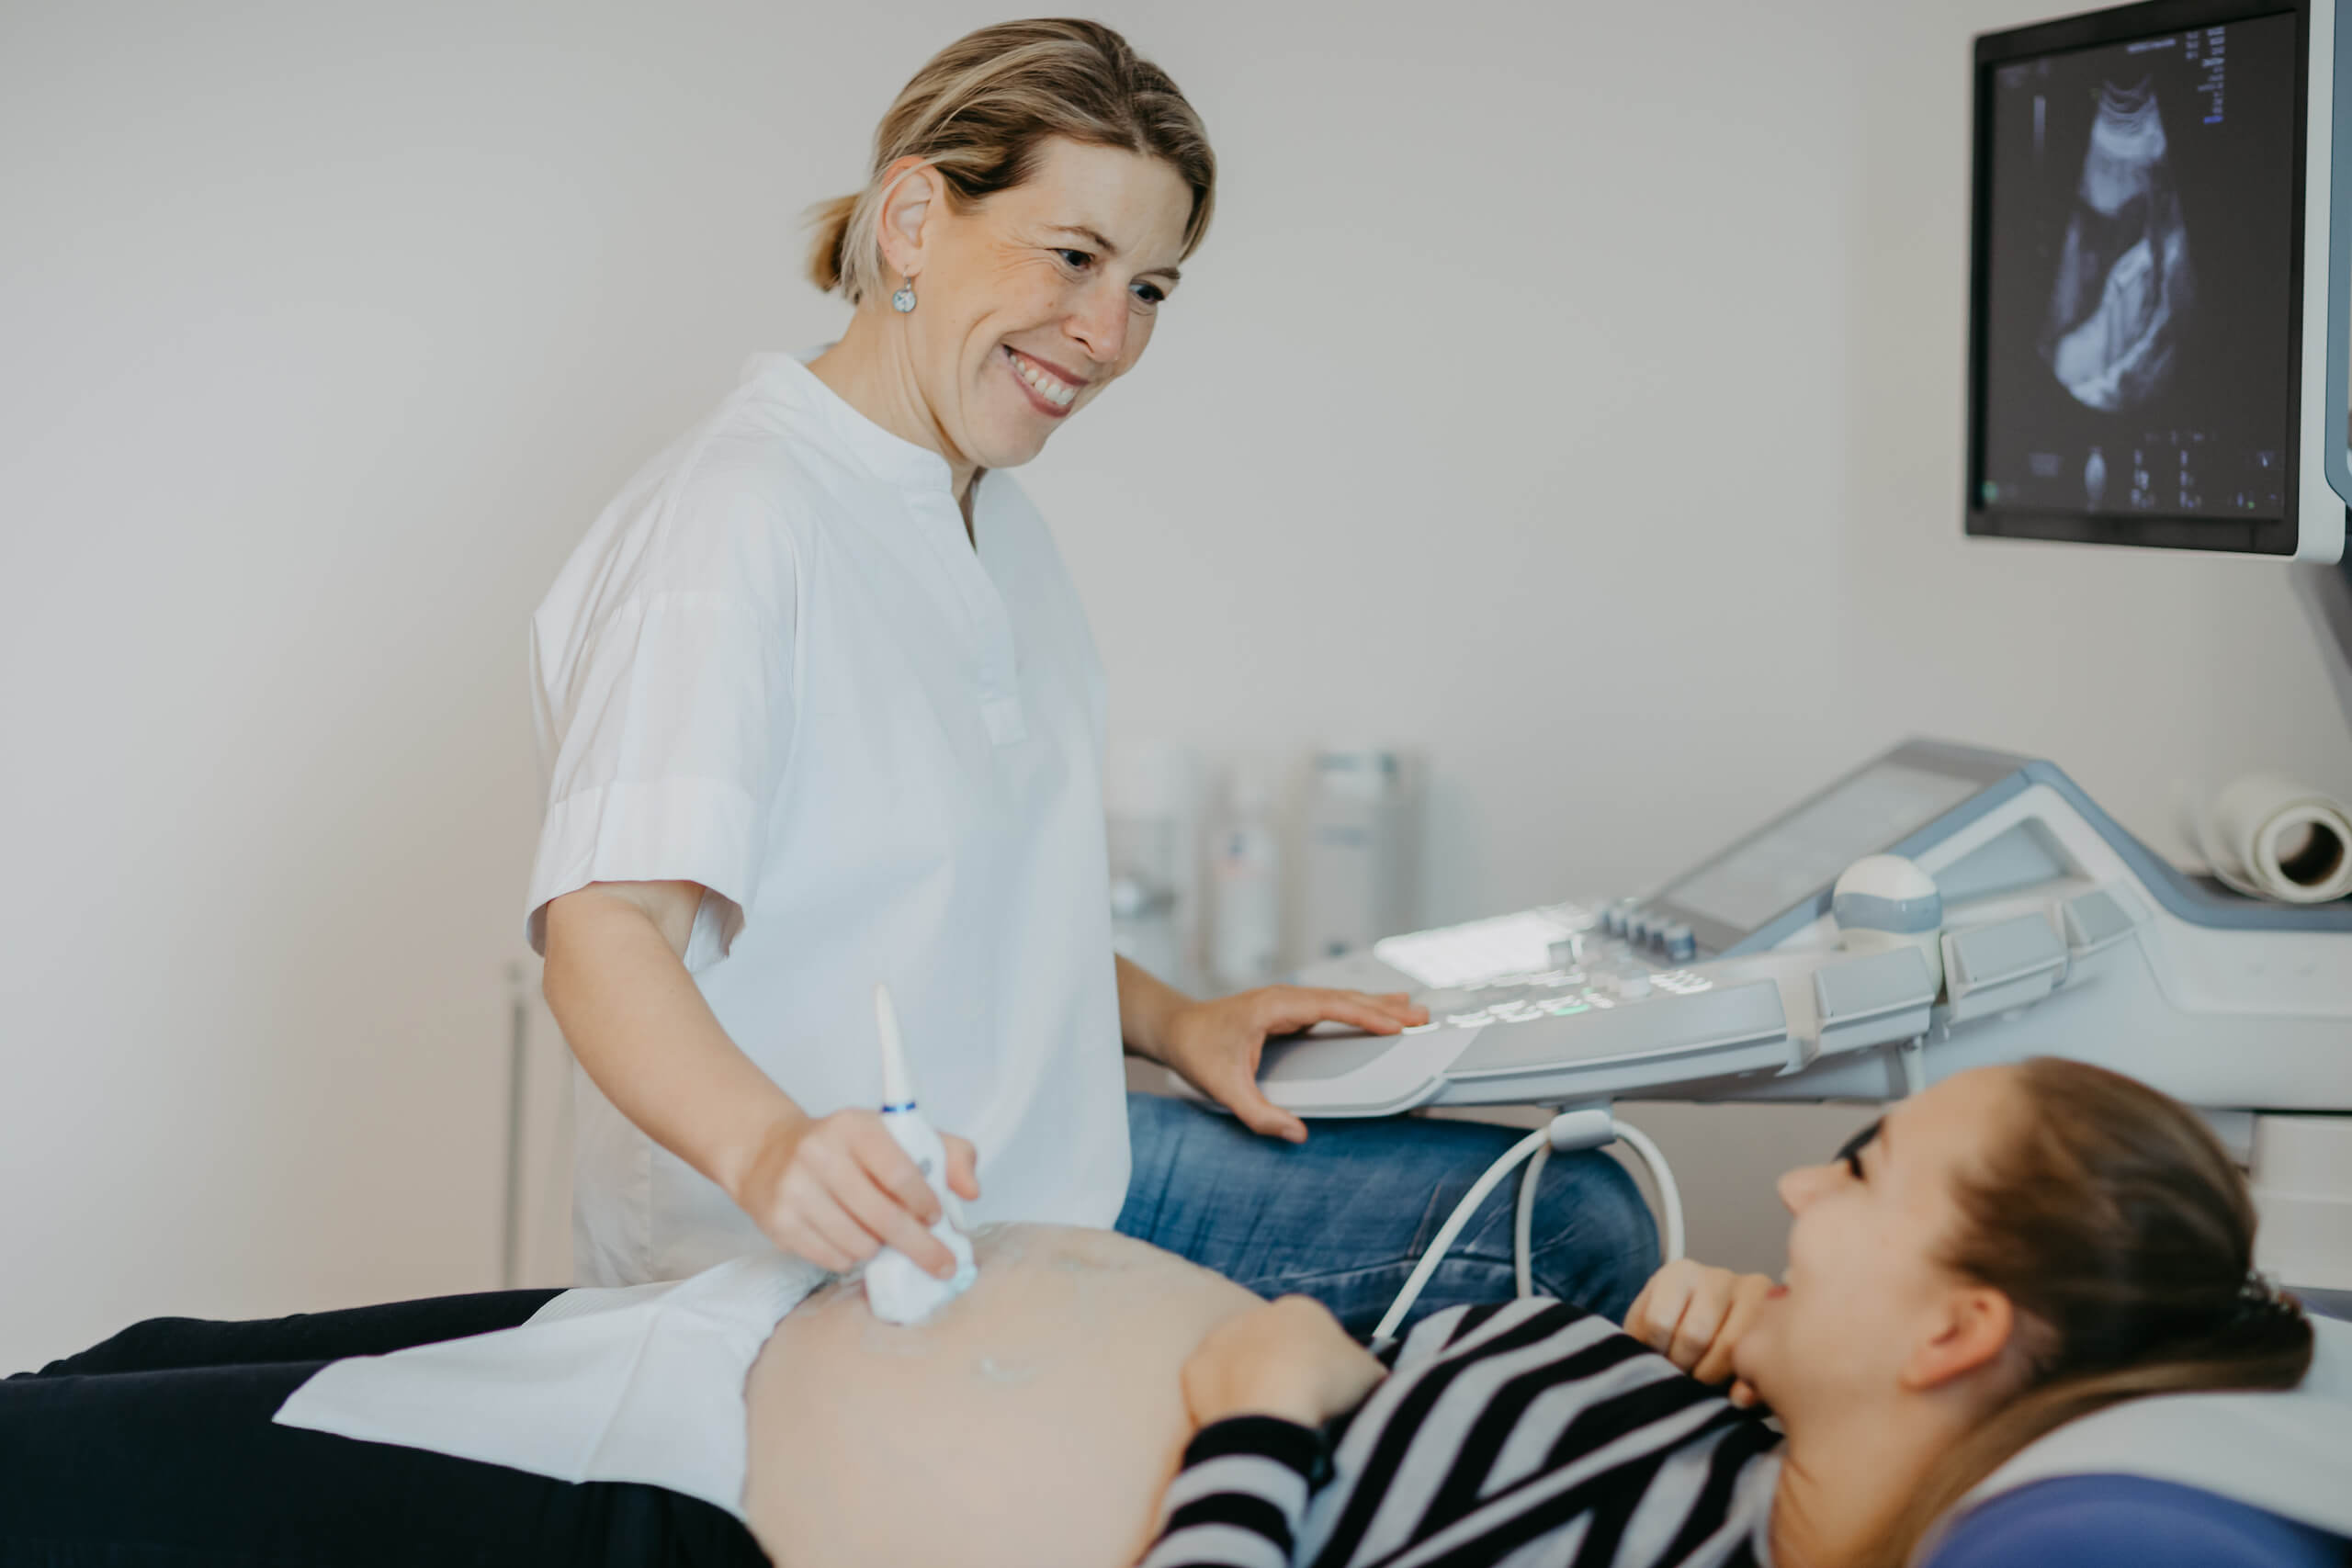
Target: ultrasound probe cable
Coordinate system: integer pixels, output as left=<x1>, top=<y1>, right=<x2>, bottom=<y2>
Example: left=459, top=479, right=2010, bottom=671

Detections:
left=1371, top=1109, right=1685, bottom=1347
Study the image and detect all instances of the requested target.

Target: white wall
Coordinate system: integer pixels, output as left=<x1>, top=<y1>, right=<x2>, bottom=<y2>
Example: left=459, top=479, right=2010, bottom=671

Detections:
left=1033, top=0, right=1871, bottom=922
left=3, top=0, right=2344, bottom=1369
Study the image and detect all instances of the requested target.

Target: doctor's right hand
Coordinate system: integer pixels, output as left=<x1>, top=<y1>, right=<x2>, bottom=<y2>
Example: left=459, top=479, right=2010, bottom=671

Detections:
left=731, top=1110, right=981, bottom=1278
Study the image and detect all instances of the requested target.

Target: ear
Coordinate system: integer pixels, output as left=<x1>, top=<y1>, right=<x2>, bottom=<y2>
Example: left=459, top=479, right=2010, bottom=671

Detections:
left=1899, top=1287, right=2016, bottom=1393
left=875, top=156, right=943, bottom=280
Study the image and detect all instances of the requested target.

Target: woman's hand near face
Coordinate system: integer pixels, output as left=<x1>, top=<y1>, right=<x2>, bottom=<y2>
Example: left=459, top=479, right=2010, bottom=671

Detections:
left=1623, top=1258, right=1775, bottom=1407
left=1181, top=1296, right=1389, bottom=1429
left=733, top=1110, right=981, bottom=1277
left=1150, top=983, right=1428, bottom=1143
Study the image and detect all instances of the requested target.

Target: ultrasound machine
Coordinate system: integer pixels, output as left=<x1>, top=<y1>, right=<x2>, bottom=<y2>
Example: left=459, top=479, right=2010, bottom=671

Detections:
left=1183, top=0, right=2352, bottom=1359
left=1203, top=12, right=2352, bottom=1552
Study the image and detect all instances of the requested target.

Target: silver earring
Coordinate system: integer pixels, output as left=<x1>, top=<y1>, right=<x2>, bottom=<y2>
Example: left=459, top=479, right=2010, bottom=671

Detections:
left=890, top=276, right=917, bottom=313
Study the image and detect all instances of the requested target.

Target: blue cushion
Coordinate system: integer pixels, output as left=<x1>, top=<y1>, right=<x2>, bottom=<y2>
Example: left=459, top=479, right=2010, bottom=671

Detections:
left=1926, top=1475, right=2347, bottom=1568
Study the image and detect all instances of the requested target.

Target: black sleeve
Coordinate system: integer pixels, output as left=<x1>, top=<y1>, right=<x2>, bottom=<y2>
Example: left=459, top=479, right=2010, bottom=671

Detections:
left=1136, top=1416, right=1325, bottom=1568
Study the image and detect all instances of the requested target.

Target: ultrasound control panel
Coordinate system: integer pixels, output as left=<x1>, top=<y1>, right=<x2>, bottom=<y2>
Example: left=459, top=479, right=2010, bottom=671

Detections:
left=1150, top=738, right=2352, bottom=1120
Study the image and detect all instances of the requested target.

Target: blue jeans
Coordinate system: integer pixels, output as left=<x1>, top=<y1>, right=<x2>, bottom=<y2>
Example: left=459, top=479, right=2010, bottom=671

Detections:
left=1113, top=1091, right=1657, bottom=1338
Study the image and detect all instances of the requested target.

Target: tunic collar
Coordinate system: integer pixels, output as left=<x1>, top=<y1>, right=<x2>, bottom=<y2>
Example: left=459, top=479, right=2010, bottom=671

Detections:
left=742, top=350, right=956, bottom=494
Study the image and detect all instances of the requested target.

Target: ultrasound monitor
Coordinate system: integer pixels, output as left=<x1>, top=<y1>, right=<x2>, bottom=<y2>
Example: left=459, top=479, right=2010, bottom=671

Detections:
left=1966, top=0, right=2349, bottom=560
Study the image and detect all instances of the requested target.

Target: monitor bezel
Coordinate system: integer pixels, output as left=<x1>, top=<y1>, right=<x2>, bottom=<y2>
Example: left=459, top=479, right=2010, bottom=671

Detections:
left=1964, top=0, right=2313, bottom=556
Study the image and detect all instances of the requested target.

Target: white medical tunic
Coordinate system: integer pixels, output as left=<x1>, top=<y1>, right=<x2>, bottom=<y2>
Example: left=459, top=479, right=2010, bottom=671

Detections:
left=527, top=352, right=1130, bottom=1285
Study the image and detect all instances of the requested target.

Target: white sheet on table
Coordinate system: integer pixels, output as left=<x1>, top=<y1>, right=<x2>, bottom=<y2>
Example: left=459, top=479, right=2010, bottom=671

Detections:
left=273, top=1252, right=827, bottom=1518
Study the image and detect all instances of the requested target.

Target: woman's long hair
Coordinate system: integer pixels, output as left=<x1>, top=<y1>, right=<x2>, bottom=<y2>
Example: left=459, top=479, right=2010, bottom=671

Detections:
left=806, top=19, right=1215, bottom=306
left=1878, top=1058, right=2313, bottom=1565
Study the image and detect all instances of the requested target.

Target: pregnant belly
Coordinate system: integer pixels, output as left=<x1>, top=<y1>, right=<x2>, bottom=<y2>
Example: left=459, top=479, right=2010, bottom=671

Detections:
left=743, top=1224, right=1261, bottom=1568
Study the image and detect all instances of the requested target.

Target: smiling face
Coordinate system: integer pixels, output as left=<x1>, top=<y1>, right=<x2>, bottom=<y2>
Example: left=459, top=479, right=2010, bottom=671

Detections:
left=876, top=137, right=1193, bottom=473
left=1733, top=1067, right=2030, bottom=1424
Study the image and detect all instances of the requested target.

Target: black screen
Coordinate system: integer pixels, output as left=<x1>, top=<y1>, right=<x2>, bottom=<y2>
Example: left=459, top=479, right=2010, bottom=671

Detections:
left=1976, top=13, right=2298, bottom=531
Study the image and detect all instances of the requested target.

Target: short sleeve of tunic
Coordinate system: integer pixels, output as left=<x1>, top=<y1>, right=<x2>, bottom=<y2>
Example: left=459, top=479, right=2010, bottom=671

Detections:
left=525, top=434, right=802, bottom=966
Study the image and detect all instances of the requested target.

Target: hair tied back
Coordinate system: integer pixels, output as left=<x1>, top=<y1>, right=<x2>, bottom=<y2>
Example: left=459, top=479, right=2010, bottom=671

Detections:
left=2224, top=1269, right=2303, bottom=1334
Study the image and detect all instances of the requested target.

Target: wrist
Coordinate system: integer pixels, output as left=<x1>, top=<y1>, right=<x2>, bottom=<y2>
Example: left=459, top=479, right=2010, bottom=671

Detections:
left=1116, top=958, right=1194, bottom=1064
left=1198, top=1378, right=1327, bottom=1429
left=718, top=1105, right=808, bottom=1207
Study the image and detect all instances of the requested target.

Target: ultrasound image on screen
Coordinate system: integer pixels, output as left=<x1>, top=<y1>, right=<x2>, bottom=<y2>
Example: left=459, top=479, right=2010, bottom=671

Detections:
left=1978, top=15, right=2297, bottom=523
left=2043, top=79, right=2193, bottom=413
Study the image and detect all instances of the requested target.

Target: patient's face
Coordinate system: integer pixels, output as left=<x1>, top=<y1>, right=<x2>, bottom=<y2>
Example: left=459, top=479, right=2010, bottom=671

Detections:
left=1732, top=1066, right=2019, bottom=1421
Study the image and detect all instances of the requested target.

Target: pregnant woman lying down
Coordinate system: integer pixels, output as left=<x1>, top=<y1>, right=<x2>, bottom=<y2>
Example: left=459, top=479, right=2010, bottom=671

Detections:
left=765, top=1058, right=2316, bottom=1568
left=2, top=1059, right=2317, bottom=1568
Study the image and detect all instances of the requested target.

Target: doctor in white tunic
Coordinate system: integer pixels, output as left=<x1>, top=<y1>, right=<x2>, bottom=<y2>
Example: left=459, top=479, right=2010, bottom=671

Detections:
left=529, top=18, right=1654, bottom=1326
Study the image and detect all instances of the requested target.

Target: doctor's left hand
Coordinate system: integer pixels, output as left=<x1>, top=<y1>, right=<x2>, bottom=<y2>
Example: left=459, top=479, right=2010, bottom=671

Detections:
left=1160, top=987, right=1428, bottom=1144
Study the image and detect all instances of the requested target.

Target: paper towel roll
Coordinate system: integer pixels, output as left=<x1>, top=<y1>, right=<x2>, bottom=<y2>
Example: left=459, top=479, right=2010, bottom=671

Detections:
left=2187, top=773, right=2352, bottom=905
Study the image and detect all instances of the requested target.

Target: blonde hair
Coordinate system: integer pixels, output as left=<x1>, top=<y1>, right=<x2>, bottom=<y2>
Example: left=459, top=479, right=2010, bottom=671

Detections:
left=1875, top=1059, right=2313, bottom=1566
left=806, top=18, right=1215, bottom=306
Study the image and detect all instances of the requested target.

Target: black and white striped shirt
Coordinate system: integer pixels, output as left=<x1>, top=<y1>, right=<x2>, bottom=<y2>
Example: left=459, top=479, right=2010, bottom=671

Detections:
left=1141, top=1299, right=1782, bottom=1568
